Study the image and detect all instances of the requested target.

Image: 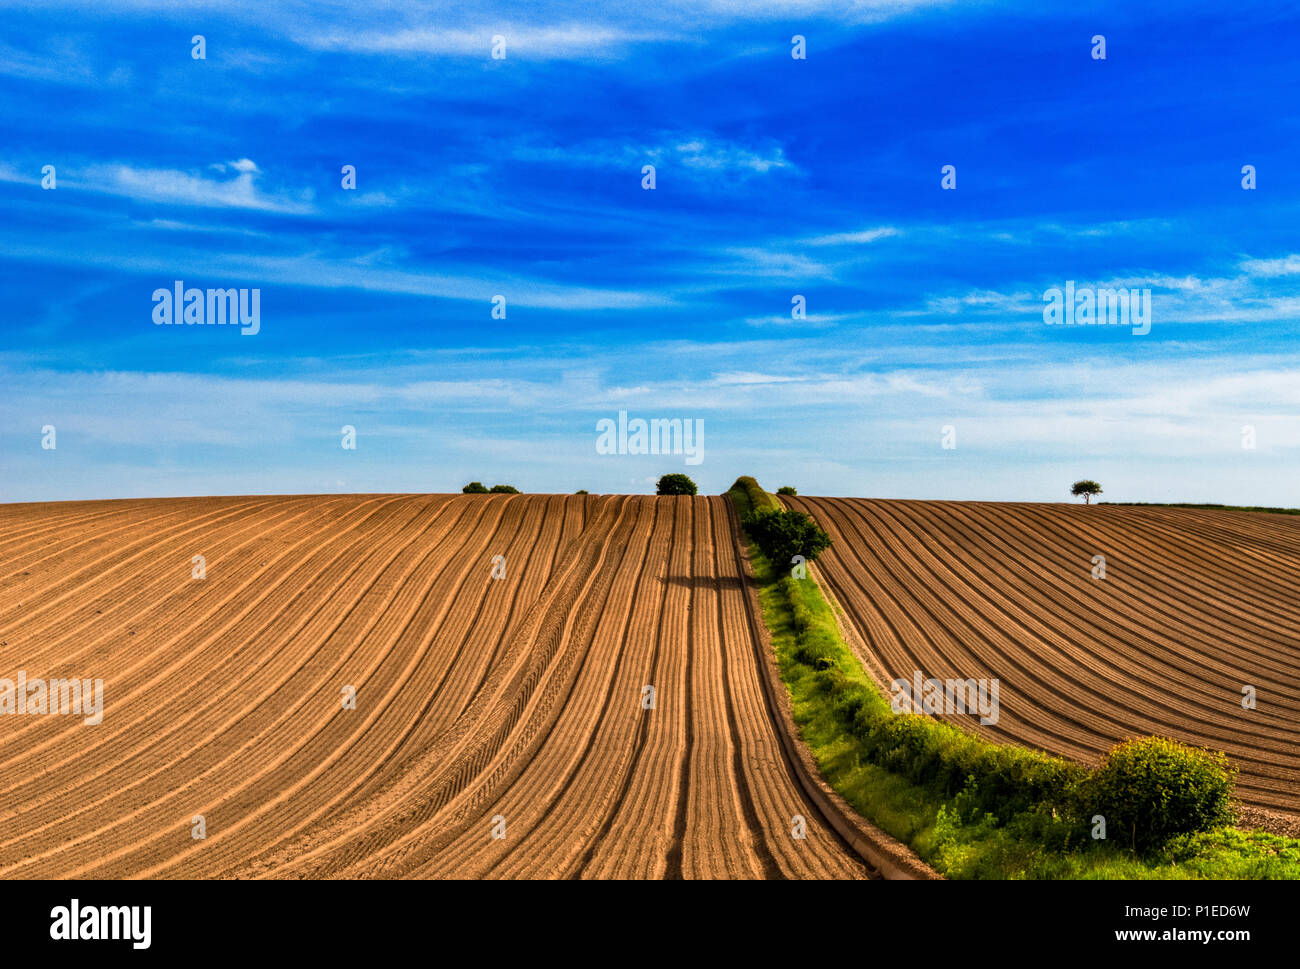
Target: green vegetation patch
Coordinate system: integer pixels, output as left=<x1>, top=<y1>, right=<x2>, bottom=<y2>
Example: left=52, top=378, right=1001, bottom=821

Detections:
left=657, top=473, right=698, bottom=496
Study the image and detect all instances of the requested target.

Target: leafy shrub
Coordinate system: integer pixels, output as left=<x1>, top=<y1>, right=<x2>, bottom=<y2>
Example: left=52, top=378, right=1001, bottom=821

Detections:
left=575, top=489, right=589, bottom=495
left=741, top=508, right=831, bottom=567
left=1083, top=736, right=1237, bottom=851
left=461, top=481, right=489, bottom=494
left=727, top=476, right=781, bottom=514
left=489, top=484, right=520, bottom=494
left=656, top=473, right=698, bottom=496
left=777, top=485, right=798, bottom=496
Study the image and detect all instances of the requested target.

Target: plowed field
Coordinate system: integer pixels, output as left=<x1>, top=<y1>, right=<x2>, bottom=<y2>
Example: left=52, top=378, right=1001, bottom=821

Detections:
left=787, top=498, right=1300, bottom=816
left=0, top=494, right=872, bottom=879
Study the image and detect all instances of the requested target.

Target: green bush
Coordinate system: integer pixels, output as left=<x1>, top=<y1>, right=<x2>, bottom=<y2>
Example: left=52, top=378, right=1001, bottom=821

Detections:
left=1083, top=736, right=1237, bottom=851
left=575, top=489, right=589, bottom=495
left=656, top=473, right=698, bottom=495
left=777, top=485, right=798, bottom=496
left=741, top=508, right=832, bottom=568
left=727, top=476, right=781, bottom=514
left=461, top=481, right=489, bottom=494
left=489, top=484, right=520, bottom=494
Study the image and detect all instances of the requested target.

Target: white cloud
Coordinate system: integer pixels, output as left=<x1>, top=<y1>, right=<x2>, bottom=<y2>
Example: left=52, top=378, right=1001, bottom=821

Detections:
left=0, top=161, right=33, bottom=184
left=672, top=139, right=791, bottom=173
left=78, top=161, right=312, bottom=214
left=900, top=289, right=1038, bottom=317
left=1240, top=254, right=1300, bottom=277
left=514, top=133, right=798, bottom=178
left=742, top=312, right=854, bottom=328
left=713, top=247, right=831, bottom=278
left=805, top=226, right=899, bottom=246
left=3, top=239, right=673, bottom=311
left=297, top=25, right=673, bottom=60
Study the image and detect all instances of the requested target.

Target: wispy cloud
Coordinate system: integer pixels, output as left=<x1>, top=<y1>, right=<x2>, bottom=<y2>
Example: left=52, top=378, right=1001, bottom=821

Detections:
left=804, top=226, right=898, bottom=246
left=76, top=161, right=313, bottom=214
left=1240, top=254, right=1300, bottom=277
left=297, top=24, right=677, bottom=60
left=513, top=133, right=798, bottom=179
left=671, top=139, right=792, bottom=173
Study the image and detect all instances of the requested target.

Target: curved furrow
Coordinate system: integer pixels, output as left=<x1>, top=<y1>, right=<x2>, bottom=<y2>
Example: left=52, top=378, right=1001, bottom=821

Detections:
left=873, top=500, right=1300, bottom=749
left=336, top=497, right=645, bottom=879
left=408, top=498, right=664, bottom=880
left=0, top=495, right=444, bottom=876
left=0, top=501, right=153, bottom=561
left=571, top=495, right=688, bottom=878
left=797, top=498, right=1300, bottom=815
left=172, top=493, right=550, bottom=878
left=96, top=494, right=491, bottom=879
left=0, top=496, right=403, bottom=799
left=0, top=492, right=896, bottom=876
left=0, top=496, right=279, bottom=633
left=818, top=497, right=1300, bottom=789
left=0, top=496, right=287, bottom=662
left=0, top=494, right=373, bottom=777
left=927, top=500, right=1300, bottom=697
left=275, top=492, right=563, bottom=834
left=265, top=497, right=639, bottom=878
left=0, top=495, right=338, bottom=724
left=1020, top=503, right=1300, bottom=645
left=712, top=496, right=870, bottom=878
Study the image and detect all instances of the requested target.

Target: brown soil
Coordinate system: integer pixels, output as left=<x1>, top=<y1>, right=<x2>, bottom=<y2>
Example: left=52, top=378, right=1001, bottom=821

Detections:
left=0, top=494, right=877, bottom=879
left=788, top=497, right=1300, bottom=821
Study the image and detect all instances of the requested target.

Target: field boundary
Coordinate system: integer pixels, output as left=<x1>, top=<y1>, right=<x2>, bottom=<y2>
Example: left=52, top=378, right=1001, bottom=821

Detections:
left=727, top=478, right=1300, bottom=878
left=725, top=482, right=940, bottom=879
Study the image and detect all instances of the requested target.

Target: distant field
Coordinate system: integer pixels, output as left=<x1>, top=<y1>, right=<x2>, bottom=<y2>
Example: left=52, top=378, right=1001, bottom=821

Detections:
left=0, top=494, right=872, bottom=879
left=1103, top=502, right=1300, bottom=516
left=787, top=497, right=1300, bottom=816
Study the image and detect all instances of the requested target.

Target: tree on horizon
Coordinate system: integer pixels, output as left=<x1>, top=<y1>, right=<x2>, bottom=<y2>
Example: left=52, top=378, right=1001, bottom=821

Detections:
left=1071, top=480, right=1103, bottom=504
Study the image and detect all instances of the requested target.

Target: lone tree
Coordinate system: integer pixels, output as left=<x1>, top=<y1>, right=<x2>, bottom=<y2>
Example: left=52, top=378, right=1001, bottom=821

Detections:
left=489, top=484, right=520, bottom=494
left=462, top=481, right=489, bottom=494
left=776, top=486, right=798, bottom=496
left=1071, top=480, right=1103, bottom=504
left=656, top=473, right=698, bottom=496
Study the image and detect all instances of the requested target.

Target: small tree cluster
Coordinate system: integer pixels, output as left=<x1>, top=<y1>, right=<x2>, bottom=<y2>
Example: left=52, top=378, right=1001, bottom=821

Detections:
left=776, top=485, right=798, bottom=496
left=741, top=508, right=831, bottom=567
left=463, top=482, right=521, bottom=494
left=656, top=473, right=697, bottom=496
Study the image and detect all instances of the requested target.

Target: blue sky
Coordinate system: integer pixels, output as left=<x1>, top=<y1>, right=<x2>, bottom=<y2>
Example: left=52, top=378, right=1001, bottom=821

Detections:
left=2, top=0, right=1299, bottom=503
